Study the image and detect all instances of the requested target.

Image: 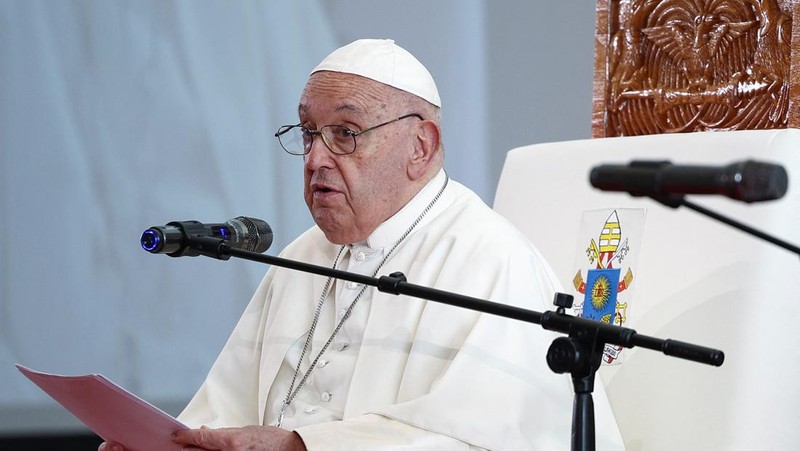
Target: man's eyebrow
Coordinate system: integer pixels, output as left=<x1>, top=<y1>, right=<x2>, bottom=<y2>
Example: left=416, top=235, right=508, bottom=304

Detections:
left=297, top=103, right=366, bottom=117
left=334, top=104, right=364, bottom=115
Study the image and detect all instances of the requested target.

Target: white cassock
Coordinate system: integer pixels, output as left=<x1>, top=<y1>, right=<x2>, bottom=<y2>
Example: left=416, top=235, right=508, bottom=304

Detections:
left=179, top=170, right=625, bottom=450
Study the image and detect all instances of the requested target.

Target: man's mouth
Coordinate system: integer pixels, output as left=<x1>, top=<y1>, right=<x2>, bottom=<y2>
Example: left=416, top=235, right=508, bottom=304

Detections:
left=311, top=183, right=340, bottom=198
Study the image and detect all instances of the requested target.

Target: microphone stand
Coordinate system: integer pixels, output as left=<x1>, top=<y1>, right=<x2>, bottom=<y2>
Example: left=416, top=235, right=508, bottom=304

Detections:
left=651, top=195, right=800, bottom=257
left=184, top=236, right=725, bottom=451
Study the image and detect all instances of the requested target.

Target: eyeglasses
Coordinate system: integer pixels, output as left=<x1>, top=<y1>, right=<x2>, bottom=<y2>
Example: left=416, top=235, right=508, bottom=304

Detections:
left=275, top=113, right=423, bottom=156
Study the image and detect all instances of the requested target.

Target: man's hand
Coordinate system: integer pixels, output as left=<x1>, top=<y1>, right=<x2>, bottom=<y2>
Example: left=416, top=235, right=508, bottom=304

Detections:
left=171, top=425, right=307, bottom=451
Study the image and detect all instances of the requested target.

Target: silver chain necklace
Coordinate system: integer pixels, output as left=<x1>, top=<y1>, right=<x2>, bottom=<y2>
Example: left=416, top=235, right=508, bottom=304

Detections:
left=277, top=173, right=449, bottom=427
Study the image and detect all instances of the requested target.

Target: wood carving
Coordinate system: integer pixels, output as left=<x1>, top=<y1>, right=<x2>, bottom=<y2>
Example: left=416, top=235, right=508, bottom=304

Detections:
left=593, top=0, right=799, bottom=137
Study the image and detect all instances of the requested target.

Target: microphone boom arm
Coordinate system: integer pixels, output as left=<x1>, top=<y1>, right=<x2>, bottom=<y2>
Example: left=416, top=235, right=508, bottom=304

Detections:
left=187, top=235, right=724, bottom=365
left=650, top=194, right=800, bottom=257
left=185, top=234, right=723, bottom=451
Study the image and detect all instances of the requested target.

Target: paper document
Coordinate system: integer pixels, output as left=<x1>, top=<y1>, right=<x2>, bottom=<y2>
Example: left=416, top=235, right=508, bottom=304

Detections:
left=16, top=364, right=187, bottom=451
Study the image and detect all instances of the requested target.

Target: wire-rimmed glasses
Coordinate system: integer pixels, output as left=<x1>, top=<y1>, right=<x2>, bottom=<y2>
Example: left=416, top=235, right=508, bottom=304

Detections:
left=275, top=113, right=423, bottom=156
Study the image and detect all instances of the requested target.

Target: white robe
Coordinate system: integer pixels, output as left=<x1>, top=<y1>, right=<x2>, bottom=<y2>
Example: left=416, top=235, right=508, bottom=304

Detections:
left=179, top=172, right=624, bottom=450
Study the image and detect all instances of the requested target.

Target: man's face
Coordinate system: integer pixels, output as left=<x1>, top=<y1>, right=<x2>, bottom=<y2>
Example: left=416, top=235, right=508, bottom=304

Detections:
left=299, top=72, right=419, bottom=244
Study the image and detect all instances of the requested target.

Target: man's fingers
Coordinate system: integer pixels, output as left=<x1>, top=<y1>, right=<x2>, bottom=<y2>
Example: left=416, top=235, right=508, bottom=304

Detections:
left=172, top=428, right=225, bottom=449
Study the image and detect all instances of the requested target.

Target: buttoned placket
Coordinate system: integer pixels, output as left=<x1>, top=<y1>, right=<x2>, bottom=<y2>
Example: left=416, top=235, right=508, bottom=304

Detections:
left=293, top=243, right=384, bottom=423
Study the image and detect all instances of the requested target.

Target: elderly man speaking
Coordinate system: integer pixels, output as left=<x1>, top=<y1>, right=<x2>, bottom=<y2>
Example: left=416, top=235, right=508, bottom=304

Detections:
left=102, top=39, right=623, bottom=451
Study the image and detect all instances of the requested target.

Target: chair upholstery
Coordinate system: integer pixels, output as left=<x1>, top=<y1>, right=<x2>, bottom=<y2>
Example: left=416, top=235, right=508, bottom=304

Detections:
left=493, top=129, right=800, bottom=450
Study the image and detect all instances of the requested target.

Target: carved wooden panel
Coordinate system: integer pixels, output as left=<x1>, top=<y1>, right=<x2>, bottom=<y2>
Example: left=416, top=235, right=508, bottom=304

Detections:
left=593, top=0, right=800, bottom=137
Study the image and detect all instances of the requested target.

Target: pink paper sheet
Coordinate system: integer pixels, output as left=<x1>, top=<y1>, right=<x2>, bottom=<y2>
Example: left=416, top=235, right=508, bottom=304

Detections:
left=16, top=364, right=187, bottom=451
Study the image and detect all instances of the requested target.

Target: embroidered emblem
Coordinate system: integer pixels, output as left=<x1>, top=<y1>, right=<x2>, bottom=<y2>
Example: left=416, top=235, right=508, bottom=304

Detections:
left=572, top=209, right=644, bottom=364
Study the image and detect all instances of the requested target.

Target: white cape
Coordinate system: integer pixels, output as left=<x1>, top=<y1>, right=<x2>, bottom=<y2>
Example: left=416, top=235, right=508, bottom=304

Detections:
left=179, top=180, right=624, bottom=450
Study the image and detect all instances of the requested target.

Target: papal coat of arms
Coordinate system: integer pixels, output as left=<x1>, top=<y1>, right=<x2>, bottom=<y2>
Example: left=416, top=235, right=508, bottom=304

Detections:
left=572, top=209, right=646, bottom=363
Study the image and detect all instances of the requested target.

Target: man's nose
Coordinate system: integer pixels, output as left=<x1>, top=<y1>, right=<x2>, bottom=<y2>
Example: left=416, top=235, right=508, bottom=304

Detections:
left=304, top=135, right=334, bottom=169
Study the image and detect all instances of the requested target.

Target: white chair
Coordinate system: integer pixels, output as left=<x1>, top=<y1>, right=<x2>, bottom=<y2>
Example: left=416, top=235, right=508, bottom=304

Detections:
left=493, top=129, right=800, bottom=451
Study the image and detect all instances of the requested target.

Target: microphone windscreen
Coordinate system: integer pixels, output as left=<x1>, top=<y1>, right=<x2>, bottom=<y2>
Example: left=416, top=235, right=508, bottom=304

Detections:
left=232, top=216, right=273, bottom=253
left=735, top=160, right=788, bottom=203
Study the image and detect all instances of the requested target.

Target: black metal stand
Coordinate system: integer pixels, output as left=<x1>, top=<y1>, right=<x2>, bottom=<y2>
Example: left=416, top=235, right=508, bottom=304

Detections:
left=174, top=235, right=724, bottom=450
left=545, top=293, right=602, bottom=451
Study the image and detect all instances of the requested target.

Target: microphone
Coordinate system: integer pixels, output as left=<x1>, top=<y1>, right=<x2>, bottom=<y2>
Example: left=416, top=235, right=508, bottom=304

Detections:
left=141, top=216, right=273, bottom=257
left=589, top=160, right=788, bottom=203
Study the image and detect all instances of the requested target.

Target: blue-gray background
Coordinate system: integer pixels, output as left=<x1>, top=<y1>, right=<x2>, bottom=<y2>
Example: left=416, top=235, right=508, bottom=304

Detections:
left=0, top=1, right=595, bottom=434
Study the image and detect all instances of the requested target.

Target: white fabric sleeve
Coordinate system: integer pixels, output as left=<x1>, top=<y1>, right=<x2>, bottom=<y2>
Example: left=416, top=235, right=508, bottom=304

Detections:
left=295, top=413, right=485, bottom=451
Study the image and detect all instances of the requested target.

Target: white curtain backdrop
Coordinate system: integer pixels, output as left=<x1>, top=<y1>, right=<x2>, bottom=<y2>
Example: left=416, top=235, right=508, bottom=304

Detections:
left=0, top=0, right=493, bottom=433
left=1, top=0, right=333, bottom=432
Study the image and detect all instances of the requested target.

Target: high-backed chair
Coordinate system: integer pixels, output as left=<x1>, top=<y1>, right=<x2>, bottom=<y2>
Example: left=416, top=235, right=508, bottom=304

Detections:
left=493, top=128, right=800, bottom=450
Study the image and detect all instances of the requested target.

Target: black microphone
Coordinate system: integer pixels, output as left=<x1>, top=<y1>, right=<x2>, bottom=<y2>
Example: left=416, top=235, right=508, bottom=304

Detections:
left=589, top=160, right=788, bottom=203
left=141, top=216, right=273, bottom=257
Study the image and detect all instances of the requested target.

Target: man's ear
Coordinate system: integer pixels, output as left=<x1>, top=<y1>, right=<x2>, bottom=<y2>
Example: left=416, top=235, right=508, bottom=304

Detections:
left=408, top=120, right=441, bottom=180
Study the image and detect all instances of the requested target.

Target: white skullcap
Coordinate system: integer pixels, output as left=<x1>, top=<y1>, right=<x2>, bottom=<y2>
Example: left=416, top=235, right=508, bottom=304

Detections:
left=311, top=39, right=441, bottom=107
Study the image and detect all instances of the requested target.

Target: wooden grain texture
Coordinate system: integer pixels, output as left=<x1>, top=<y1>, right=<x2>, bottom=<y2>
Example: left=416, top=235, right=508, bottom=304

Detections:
left=593, top=0, right=799, bottom=137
